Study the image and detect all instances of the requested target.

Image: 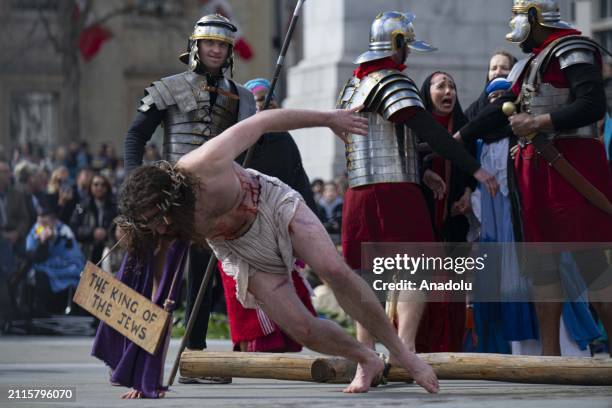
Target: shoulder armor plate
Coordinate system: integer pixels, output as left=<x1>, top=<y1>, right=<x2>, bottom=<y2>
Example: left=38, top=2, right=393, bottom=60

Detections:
left=371, top=71, right=423, bottom=119
left=160, top=71, right=199, bottom=113
left=507, top=57, right=530, bottom=87
left=555, top=46, right=597, bottom=69
left=138, top=94, right=156, bottom=113
left=349, top=76, right=382, bottom=109
left=140, top=84, right=168, bottom=112
left=551, top=37, right=601, bottom=70
left=338, top=70, right=424, bottom=118
left=336, top=77, right=359, bottom=109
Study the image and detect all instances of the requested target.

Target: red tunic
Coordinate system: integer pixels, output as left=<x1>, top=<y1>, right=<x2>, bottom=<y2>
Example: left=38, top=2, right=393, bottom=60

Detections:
left=341, top=182, right=435, bottom=269
left=219, top=262, right=315, bottom=352
left=342, top=61, right=464, bottom=352
left=513, top=31, right=612, bottom=242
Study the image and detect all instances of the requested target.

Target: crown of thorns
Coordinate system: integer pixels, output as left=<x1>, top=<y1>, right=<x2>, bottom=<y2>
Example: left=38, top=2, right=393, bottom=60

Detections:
left=116, top=161, right=189, bottom=234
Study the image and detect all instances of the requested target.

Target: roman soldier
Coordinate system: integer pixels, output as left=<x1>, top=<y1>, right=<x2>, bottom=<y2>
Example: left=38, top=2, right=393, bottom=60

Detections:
left=337, top=11, right=497, bottom=352
left=122, top=14, right=256, bottom=384
left=126, top=14, right=255, bottom=166
left=457, top=0, right=612, bottom=356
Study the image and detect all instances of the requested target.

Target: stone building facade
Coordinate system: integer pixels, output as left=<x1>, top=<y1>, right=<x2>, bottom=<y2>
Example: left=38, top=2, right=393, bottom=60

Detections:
left=0, top=0, right=280, bottom=158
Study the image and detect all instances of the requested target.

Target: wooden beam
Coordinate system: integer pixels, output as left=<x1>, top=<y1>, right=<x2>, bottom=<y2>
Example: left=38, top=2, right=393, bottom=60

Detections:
left=180, top=351, right=612, bottom=386
left=180, top=351, right=318, bottom=382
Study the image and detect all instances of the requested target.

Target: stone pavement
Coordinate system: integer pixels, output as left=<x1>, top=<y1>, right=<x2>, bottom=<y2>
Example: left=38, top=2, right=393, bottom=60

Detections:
left=0, top=336, right=610, bottom=408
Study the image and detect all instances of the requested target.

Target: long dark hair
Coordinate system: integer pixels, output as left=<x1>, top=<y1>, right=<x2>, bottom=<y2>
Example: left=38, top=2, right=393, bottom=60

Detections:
left=89, top=174, right=113, bottom=201
left=420, top=71, right=467, bottom=133
left=116, top=163, right=202, bottom=257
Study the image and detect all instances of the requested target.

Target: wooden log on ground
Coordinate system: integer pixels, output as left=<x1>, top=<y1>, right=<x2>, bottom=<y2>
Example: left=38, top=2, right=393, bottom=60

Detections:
left=179, top=351, right=612, bottom=386
left=180, top=350, right=318, bottom=382
left=313, top=353, right=612, bottom=386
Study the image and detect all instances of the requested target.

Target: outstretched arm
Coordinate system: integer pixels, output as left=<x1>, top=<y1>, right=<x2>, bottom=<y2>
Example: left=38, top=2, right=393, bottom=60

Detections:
left=178, top=107, right=367, bottom=176
left=398, top=109, right=499, bottom=196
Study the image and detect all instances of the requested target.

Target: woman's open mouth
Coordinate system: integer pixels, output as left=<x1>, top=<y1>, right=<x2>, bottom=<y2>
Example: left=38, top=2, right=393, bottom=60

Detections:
left=440, top=97, right=454, bottom=108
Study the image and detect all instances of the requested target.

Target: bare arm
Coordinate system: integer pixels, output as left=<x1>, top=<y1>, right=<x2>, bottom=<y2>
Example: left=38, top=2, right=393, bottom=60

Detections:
left=178, top=108, right=367, bottom=176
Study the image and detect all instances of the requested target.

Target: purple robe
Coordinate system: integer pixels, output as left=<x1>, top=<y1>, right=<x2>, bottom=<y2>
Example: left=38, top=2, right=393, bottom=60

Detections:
left=92, top=240, right=188, bottom=398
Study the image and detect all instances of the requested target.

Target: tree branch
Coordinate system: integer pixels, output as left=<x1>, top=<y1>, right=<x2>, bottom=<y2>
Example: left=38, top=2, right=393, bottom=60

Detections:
left=76, top=0, right=94, bottom=33
left=86, top=4, right=137, bottom=29
left=37, top=5, right=63, bottom=54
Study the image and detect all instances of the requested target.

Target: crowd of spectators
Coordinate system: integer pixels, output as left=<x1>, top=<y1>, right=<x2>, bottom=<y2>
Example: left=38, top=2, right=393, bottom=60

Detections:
left=0, top=141, right=163, bottom=323
left=310, top=175, right=347, bottom=245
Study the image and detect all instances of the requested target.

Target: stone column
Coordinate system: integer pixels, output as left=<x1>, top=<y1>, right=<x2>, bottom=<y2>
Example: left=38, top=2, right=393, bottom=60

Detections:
left=574, top=0, right=593, bottom=37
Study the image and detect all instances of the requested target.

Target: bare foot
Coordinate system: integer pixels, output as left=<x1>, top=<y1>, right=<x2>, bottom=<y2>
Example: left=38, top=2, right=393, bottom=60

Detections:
left=343, top=354, right=384, bottom=393
left=391, top=351, right=439, bottom=394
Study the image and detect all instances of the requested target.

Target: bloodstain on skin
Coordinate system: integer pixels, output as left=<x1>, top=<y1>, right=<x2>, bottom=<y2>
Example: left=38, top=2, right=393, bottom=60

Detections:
left=211, top=169, right=261, bottom=240
left=212, top=220, right=234, bottom=239
left=272, top=278, right=290, bottom=292
left=236, top=170, right=261, bottom=215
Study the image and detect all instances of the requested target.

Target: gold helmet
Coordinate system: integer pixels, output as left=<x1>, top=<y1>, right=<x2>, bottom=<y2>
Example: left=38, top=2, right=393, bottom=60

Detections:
left=179, top=14, right=237, bottom=72
left=507, top=0, right=573, bottom=43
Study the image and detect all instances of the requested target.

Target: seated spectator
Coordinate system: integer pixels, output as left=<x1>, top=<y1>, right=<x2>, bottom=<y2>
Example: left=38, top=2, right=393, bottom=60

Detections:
left=105, top=145, right=119, bottom=171
left=92, top=143, right=119, bottom=172
left=311, top=178, right=324, bottom=202
left=2, top=160, right=42, bottom=321
left=47, top=166, right=76, bottom=223
left=0, top=160, right=15, bottom=281
left=11, top=141, right=36, bottom=169
left=8, top=162, right=43, bottom=258
left=70, top=174, right=117, bottom=265
left=77, top=141, right=92, bottom=170
left=92, top=143, right=111, bottom=171
left=49, top=146, right=68, bottom=171
left=143, top=144, right=161, bottom=165
left=75, top=168, right=93, bottom=202
left=318, top=181, right=343, bottom=241
left=334, top=174, right=348, bottom=197
left=25, top=197, right=85, bottom=316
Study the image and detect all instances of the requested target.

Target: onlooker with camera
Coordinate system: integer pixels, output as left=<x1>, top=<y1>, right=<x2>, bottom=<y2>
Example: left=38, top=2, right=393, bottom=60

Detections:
left=46, top=166, right=76, bottom=224
left=25, top=197, right=84, bottom=316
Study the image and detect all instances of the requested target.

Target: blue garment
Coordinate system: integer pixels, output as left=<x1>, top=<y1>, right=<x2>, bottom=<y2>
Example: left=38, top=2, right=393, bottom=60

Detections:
left=559, top=253, right=601, bottom=350
left=26, top=221, right=85, bottom=293
left=479, top=176, right=539, bottom=343
left=473, top=140, right=600, bottom=353
left=473, top=138, right=537, bottom=352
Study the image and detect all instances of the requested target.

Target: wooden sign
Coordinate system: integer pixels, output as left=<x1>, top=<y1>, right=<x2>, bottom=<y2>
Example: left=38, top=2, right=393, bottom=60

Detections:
left=73, top=262, right=169, bottom=355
